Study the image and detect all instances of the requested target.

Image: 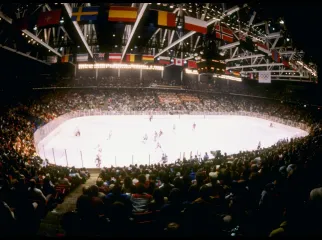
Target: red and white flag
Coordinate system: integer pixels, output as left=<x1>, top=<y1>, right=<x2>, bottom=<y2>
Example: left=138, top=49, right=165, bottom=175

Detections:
left=109, top=53, right=121, bottom=62
left=158, top=56, right=171, bottom=65
left=215, top=24, right=234, bottom=43
left=184, top=16, right=207, bottom=34
left=256, top=42, right=270, bottom=55
left=187, top=60, right=197, bottom=69
left=174, top=58, right=183, bottom=66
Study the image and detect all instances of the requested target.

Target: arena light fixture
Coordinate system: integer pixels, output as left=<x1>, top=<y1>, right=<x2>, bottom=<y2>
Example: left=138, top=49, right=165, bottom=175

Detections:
left=78, top=63, right=164, bottom=71
left=214, top=74, right=242, bottom=82
left=185, top=69, right=199, bottom=75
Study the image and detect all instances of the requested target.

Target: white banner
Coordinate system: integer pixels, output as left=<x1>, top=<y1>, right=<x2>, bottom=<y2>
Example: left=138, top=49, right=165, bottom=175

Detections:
left=258, top=71, right=271, bottom=83
left=76, top=54, right=89, bottom=62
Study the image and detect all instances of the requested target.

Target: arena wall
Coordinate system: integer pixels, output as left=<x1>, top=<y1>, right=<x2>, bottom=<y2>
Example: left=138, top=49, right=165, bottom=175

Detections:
left=33, top=110, right=311, bottom=156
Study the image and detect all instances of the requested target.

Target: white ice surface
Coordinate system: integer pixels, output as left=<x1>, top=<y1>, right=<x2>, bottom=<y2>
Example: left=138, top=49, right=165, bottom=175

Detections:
left=37, top=115, right=308, bottom=168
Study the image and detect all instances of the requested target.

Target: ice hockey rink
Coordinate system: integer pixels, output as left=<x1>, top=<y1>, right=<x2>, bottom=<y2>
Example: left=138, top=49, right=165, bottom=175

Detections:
left=37, top=115, right=308, bottom=168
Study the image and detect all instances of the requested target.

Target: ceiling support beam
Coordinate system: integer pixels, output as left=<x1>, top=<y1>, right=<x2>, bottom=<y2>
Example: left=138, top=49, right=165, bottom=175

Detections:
left=45, top=4, right=71, bottom=41
left=218, top=41, right=240, bottom=50
left=226, top=63, right=284, bottom=70
left=0, top=44, right=50, bottom=65
left=63, top=3, right=93, bottom=58
left=121, top=3, right=148, bottom=60
left=226, top=54, right=265, bottom=62
left=271, top=37, right=280, bottom=49
left=154, top=18, right=219, bottom=59
left=0, top=10, right=61, bottom=57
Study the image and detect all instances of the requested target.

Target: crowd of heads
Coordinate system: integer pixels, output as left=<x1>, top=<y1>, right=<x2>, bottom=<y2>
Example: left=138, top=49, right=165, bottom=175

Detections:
left=0, top=85, right=321, bottom=236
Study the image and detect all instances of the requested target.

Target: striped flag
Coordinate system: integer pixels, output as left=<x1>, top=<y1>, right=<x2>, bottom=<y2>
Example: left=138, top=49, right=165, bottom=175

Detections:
left=61, top=54, right=73, bottom=63
left=158, top=56, right=170, bottom=65
left=256, top=42, right=270, bottom=55
left=125, top=54, right=141, bottom=63
left=215, top=24, right=234, bottom=43
left=174, top=58, right=183, bottom=66
left=109, top=53, right=121, bottom=62
left=93, top=53, right=105, bottom=61
left=76, top=54, right=88, bottom=62
left=142, top=55, right=154, bottom=63
left=187, top=60, right=198, bottom=69
left=108, top=6, right=137, bottom=23
left=148, top=10, right=176, bottom=28
left=71, top=6, right=99, bottom=22
left=184, top=16, right=207, bottom=34
left=271, top=50, right=281, bottom=63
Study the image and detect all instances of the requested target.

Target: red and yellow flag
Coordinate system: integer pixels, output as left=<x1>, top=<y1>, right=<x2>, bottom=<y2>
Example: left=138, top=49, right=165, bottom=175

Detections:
left=108, top=6, right=138, bottom=23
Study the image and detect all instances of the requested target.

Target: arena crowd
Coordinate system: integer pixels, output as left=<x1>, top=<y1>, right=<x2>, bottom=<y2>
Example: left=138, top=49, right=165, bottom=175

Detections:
left=0, top=85, right=322, bottom=237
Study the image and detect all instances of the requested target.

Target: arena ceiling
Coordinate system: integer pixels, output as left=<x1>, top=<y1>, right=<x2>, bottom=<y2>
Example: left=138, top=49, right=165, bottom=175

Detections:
left=0, top=2, right=318, bottom=83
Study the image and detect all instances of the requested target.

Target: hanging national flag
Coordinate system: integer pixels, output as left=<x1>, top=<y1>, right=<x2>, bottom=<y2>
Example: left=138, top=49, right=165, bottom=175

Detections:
left=109, top=53, right=122, bottom=62
left=271, top=49, right=281, bottom=63
left=61, top=54, right=73, bottom=63
left=158, top=56, right=171, bottom=65
left=148, top=10, right=176, bottom=28
left=71, top=6, right=99, bottom=22
left=108, top=6, right=137, bottom=23
left=258, top=71, right=271, bottom=83
left=37, top=9, right=61, bottom=28
left=215, top=24, right=234, bottom=43
left=256, top=42, right=270, bottom=55
left=282, top=59, right=290, bottom=68
left=142, top=55, right=154, bottom=63
left=47, top=56, right=57, bottom=64
left=184, top=16, right=207, bottom=34
left=76, top=54, right=88, bottom=62
left=125, top=54, right=141, bottom=63
left=93, top=53, right=105, bottom=61
left=174, top=58, right=183, bottom=66
left=187, top=60, right=198, bottom=69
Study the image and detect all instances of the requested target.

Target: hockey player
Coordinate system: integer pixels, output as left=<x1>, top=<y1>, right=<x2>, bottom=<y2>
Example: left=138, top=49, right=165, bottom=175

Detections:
left=108, top=130, right=112, bottom=140
left=192, top=122, right=196, bottom=131
left=154, top=131, right=158, bottom=142
left=95, top=154, right=102, bottom=168
left=149, top=115, right=153, bottom=122
left=160, top=154, right=168, bottom=164
left=142, top=133, right=148, bottom=143
left=270, top=123, right=273, bottom=128
left=75, top=127, right=80, bottom=137
left=155, top=142, right=162, bottom=151
left=159, top=129, right=163, bottom=137
left=257, top=141, right=261, bottom=150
